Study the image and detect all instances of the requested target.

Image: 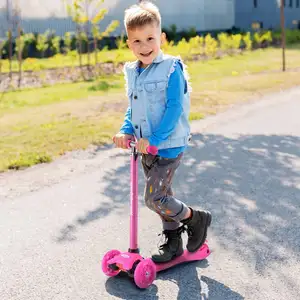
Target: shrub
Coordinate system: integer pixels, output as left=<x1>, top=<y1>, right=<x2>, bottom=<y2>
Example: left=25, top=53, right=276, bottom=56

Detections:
left=254, top=31, right=273, bottom=48
left=285, top=29, right=300, bottom=44
left=177, top=38, right=190, bottom=58
left=189, top=36, right=204, bottom=55
left=88, top=80, right=120, bottom=91
left=243, top=32, right=252, bottom=51
left=204, top=34, right=218, bottom=57
left=218, top=33, right=232, bottom=52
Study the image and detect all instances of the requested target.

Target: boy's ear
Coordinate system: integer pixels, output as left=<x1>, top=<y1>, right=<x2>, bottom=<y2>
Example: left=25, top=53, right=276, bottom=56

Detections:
left=161, top=32, right=167, bottom=44
left=126, top=39, right=131, bottom=49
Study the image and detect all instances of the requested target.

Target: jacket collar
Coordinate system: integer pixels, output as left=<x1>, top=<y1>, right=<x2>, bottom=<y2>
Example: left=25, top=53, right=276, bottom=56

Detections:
left=152, top=50, right=164, bottom=63
left=134, top=50, right=164, bottom=72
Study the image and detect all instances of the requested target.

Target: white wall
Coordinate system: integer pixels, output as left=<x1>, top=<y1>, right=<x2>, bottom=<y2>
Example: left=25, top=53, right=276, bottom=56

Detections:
left=0, top=0, right=120, bottom=18
left=0, top=0, right=235, bottom=37
left=203, top=0, right=235, bottom=31
left=107, top=0, right=235, bottom=32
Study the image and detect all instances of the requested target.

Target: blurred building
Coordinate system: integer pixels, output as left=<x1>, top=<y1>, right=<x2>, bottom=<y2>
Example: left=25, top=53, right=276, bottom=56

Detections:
left=0, top=0, right=234, bottom=38
left=0, top=0, right=299, bottom=39
left=236, top=0, right=300, bottom=30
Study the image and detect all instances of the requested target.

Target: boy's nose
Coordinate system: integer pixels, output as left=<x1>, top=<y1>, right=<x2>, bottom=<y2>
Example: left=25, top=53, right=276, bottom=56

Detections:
left=140, top=42, right=150, bottom=50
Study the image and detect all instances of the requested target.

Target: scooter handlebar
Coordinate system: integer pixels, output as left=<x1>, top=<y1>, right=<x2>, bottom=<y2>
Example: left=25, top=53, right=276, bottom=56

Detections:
left=127, top=140, right=158, bottom=156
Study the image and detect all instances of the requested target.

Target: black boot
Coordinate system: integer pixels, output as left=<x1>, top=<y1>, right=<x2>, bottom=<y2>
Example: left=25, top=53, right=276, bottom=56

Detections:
left=151, top=227, right=184, bottom=263
left=182, top=208, right=212, bottom=252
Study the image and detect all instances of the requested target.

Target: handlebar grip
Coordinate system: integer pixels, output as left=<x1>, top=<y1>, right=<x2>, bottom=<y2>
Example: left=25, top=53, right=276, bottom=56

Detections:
left=126, top=140, right=158, bottom=155
left=126, top=140, right=134, bottom=148
left=146, top=146, right=158, bottom=156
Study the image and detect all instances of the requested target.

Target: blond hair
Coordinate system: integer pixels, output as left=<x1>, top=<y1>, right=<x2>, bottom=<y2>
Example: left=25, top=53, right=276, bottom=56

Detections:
left=124, top=1, right=161, bottom=31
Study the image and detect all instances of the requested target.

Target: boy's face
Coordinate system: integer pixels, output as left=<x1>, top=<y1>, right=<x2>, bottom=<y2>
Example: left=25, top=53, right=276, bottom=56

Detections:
left=127, top=23, right=164, bottom=68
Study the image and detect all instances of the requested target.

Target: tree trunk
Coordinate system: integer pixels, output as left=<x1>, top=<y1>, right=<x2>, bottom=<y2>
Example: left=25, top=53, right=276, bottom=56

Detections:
left=280, top=0, right=286, bottom=72
left=86, top=30, right=91, bottom=74
left=17, top=26, right=22, bottom=88
left=6, top=0, right=13, bottom=80
left=84, top=0, right=91, bottom=77
left=77, top=26, right=85, bottom=81
left=8, top=29, right=13, bottom=80
left=0, top=41, right=3, bottom=76
left=94, top=37, right=98, bottom=70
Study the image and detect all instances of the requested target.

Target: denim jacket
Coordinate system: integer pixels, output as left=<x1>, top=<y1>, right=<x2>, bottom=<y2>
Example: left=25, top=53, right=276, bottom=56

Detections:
left=122, top=51, right=190, bottom=150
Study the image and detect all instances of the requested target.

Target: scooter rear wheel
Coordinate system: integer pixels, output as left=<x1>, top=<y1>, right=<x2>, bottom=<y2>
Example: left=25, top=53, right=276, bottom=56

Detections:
left=134, top=258, right=156, bottom=289
left=102, top=250, right=121, bottom=277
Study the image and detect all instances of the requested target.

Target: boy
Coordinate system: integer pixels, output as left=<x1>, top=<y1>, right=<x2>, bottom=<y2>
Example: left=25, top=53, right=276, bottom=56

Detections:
left=113, top=1, right=211, bottom=264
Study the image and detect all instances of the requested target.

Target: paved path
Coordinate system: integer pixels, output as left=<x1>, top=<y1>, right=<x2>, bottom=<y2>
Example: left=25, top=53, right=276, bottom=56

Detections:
left=1, top=88, right=300, bottom=300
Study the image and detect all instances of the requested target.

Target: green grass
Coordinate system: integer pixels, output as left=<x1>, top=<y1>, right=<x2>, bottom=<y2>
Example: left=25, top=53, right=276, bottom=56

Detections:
left=0, top=112, right=124, bottom=171
left=8, top=153, right=52, bottom=170
left=1, top=46, right=300, bottom=172
left=0, top=75, right=123, bottom=116
left=189, top=112, right=205, bottom=121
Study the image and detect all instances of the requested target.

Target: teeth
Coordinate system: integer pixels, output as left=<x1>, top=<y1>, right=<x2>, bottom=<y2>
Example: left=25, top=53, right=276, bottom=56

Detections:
left=141, top=52, right=152, bottom=56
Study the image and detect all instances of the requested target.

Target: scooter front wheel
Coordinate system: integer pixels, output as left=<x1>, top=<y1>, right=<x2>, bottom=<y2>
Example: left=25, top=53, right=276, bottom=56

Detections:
left=134, top=258, right=156, bottom=289
left=102, top=249, right=121, bottom=277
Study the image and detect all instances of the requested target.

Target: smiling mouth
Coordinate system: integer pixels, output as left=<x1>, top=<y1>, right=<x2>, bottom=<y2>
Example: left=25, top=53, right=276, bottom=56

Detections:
left=140, top=51, right=153, bottom=57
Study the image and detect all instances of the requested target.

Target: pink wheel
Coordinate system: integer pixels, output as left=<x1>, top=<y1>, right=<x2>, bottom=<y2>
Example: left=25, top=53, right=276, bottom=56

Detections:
left=134, top=258, right=156, bottom=289
left=102, top=250, right=121, bottom=277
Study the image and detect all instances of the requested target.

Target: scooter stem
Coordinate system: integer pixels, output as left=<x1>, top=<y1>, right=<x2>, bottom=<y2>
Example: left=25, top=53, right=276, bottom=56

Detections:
left=129, top=147, right=139, bottom=253
left=126, top=140, right=157, bottom=253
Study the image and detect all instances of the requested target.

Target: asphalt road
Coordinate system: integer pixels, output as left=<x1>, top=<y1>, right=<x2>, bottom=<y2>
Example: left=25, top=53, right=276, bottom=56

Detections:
left=0, top=87, right=300, bottom=300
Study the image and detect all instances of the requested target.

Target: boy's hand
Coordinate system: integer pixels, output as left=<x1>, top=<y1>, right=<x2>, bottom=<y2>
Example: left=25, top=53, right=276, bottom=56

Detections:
left=113, top=133, right=134, bottom=149
left=136, top=138, right=150, bottom=154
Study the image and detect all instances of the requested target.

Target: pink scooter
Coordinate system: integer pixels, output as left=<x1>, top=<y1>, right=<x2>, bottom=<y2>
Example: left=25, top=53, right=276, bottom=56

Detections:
left=101, top=140, right=211, bottom=289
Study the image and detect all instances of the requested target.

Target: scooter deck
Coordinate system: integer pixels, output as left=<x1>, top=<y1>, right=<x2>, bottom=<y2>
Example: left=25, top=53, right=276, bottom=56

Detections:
left=106, top=242, right=210, bottom=274
left=154, top=243, right=210, bottom=272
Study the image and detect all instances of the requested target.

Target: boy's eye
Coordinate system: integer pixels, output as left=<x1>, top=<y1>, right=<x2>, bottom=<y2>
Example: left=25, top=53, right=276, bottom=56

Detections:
left=148, top=37, right=154, bottom=41
left=134, top=40, right=140, bottom=43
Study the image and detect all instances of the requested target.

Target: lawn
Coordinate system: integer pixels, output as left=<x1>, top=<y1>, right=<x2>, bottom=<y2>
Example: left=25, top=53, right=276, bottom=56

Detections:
left=1, top=46, right=300, bottom=172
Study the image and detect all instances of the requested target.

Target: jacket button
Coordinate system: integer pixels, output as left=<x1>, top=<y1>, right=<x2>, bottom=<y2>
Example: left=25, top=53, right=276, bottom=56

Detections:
left=134, top=95, right=137, bottom=99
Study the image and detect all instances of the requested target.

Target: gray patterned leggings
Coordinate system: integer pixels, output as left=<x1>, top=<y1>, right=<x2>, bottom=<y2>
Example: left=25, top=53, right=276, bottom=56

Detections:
left=141, top=153, right=189, bottom=230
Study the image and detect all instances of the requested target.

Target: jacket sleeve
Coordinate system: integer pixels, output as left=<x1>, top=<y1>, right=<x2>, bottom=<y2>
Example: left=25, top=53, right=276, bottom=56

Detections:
left=119, top=106, right=134, bottom=135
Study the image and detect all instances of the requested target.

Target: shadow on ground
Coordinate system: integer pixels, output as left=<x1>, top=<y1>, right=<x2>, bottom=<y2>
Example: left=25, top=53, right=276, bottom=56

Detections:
left=105, top=259, right=244, bottom=300
left=57, top=133, right=300, bottom=297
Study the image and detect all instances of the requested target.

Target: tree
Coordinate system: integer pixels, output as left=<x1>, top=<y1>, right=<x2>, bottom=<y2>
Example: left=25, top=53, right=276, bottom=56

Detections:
left=113, top=32, right=127, bottom=72
left=6, top=0, right=13, bottom=80
left=15, top=29, right=25, bottom=87
left=0, top=40, right=4, bottom=75
left=91, top=14, right=119, bottom=66
left=65, top=0, right=87, bottom=78
left=12, top=1, right=24, bottom=87
left=50, top=32, right=61, bottom=55
left=64, top=0, right=119, bottom=77
left=64, top=32, right=73, bottom=54
left=36, top=31, right=49, bottom=58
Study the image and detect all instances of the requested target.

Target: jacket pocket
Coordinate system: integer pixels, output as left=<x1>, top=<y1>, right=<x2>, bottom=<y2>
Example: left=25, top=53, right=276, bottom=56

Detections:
left=144, top=80, right=167, bottom=93
left=144, top=80, right=167, bottom=104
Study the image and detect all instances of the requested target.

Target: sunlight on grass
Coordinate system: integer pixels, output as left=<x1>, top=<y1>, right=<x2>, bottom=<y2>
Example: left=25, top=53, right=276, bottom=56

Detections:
left=0, top=75, right=123, bottom=116
left=1, top=46, right=300, bottom=171
left=0, top=113, right=123, bottom=171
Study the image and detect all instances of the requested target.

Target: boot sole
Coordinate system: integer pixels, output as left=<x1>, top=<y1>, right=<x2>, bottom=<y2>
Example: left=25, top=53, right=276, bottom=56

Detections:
left=187, top=211, right=212, bottom=253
